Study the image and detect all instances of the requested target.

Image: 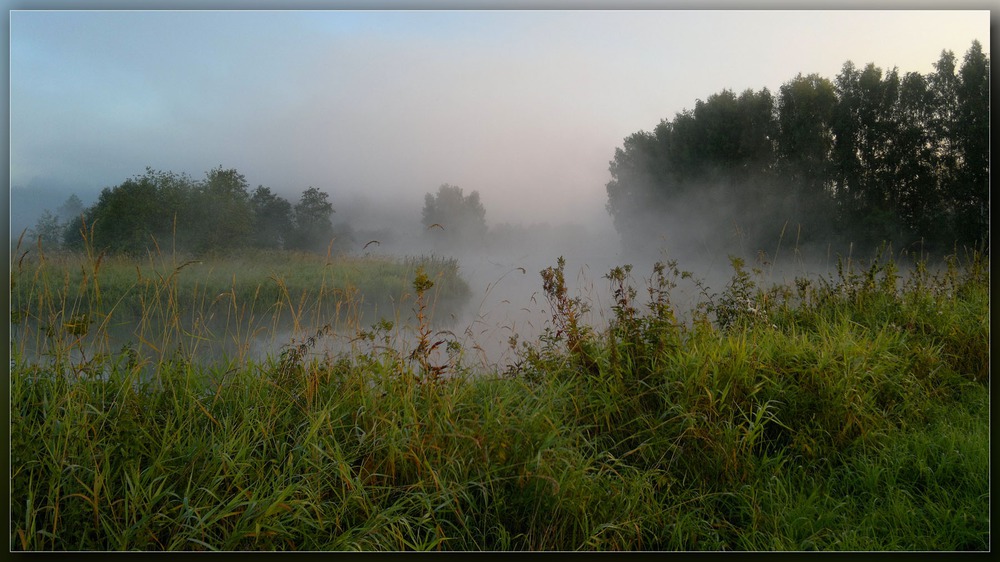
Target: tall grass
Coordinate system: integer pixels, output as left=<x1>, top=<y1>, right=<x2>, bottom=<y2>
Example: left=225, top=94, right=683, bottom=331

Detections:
left=9, top=238, right=989, bottom=551
left=10, top=238, right=470, bottom=373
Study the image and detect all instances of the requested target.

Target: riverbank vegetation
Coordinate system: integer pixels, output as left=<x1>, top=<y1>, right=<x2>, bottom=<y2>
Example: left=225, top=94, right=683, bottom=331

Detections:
left=10, top=238, right=470, bottom=367
left=9, top=243, right=988, bottom=551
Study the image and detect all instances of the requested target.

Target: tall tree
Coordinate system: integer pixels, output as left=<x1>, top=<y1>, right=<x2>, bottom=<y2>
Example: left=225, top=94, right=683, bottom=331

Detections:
left=189, top=167, right=254, bottom=253
left=831, top=62, right=908, bottom=245
left=28, top=193, right=85, bottom=251
left=86, top=177, right=162, bottom=255
left=774, top=74, right=839, bottom=241
left=893, top=70, right=942, bottom=245
left=605, top=128, right=675, bottom=249
left=249, top=186, right=294, bottom=250
left=734, top=88, right=779, bottom=178
left=777, top=74, right=837, bottom=194
left=928, top=49, right=960, bottom=158
left=56, top=194, right=84, bottom=224
left=146, top=168, right=195, bottom=249
left=288, top=186, right=335, bottom=252
left=421, top=184, right=487, bottom=253
left=29, top=210, right=63, bottom=251
left=926, top=49, right=961, bottom=238
left=953, top=40, right=990, bottom=248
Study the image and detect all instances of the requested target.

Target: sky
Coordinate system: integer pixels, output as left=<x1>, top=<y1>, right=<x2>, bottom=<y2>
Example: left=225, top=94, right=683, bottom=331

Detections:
left=9, top=9, right=991, bottom=229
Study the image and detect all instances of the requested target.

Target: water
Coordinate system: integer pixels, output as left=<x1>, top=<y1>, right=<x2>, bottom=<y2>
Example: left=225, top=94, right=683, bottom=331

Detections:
left=13, top=244, right=895, bottom=379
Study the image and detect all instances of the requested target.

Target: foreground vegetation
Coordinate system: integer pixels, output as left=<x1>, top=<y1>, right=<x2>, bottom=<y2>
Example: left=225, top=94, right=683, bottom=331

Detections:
left=9, top=244, right=989, bottom=551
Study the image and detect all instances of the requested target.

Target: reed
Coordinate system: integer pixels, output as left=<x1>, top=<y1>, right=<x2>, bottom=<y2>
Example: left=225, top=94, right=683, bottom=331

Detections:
left=9, top=238, right=989, bottom=551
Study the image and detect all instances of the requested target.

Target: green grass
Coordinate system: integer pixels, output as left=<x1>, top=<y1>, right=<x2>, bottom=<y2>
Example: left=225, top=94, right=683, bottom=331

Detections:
left=8, top=244, right=989, bottom=551
left=10, top=242, right=470, bottom=368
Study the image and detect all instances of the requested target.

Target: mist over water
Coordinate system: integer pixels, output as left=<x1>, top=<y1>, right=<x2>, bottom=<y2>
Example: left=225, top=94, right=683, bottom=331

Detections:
left=298, top=195, right=858, bottom=372
left=13, top=174, right=946, bottom=377
left=216, top=188, right=894, bottom=373
left=422, top=203, right=917, bottom=372
left=10, top=9, right=987, bottom=377
left=12, top=186, right=944, bottom=380
left=447, top=226, right=623, bottom=370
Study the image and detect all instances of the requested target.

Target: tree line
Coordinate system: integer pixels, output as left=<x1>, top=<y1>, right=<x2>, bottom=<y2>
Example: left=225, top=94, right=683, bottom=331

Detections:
left=606, top=40, right=989, bottom=256
left=26, top=166, right=492, bottom=258
left=32, top=167, right=339, bottom=256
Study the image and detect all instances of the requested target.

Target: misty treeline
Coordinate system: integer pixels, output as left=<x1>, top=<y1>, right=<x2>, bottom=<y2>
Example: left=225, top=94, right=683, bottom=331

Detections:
left=28, top=168, right=332, bottom=256
left=607, top=41, right=989, bottom=257
left=26, top=166, right=493, bottom=258
left=28, top=167, right=341, bottom=256
left=421, top=183, right=487, bottom=252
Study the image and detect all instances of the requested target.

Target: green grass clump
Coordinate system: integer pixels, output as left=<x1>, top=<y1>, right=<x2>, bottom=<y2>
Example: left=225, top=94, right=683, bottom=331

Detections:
left=9, top=244, right=989, bottom=551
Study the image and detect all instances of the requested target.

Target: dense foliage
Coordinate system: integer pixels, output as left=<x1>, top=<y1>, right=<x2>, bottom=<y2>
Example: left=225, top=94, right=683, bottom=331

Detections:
left=606, top=41, right=989, bottom=255
left=56, top=167, right=346, bottom=257
left=9, top=248, right=988, bottom=551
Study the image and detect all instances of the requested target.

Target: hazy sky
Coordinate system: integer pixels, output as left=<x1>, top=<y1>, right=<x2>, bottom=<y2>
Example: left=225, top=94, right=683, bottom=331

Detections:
left=9, top=9, right=990, bottom=226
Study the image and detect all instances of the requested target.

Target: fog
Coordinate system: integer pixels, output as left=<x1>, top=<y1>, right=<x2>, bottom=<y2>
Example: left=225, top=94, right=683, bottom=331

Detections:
left=279, top=185, right=833, bottom=370
left=294, top=190, right=632, bottom=369
left=10, top=10, right=988, bottom=225
left=9, top=10, right=989, bottom=369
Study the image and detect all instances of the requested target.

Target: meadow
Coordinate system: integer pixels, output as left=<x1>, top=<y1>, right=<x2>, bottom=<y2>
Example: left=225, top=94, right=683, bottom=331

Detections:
left=8, top=239, right=990, bottom=551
